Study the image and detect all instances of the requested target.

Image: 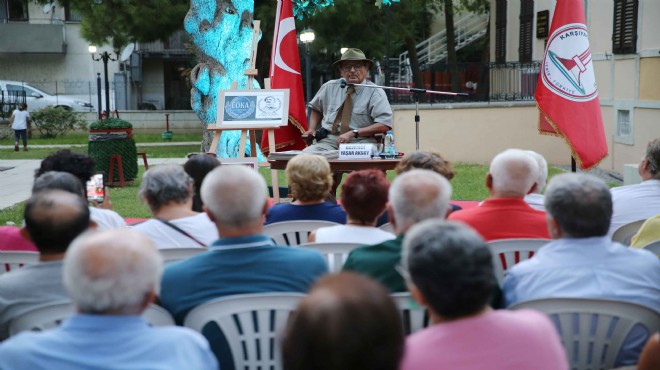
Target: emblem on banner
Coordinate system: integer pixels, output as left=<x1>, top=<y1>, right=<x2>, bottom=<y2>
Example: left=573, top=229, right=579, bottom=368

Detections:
left=225, top=96, right=256, bottom=119
left=541, top=23, right=597, bottom=102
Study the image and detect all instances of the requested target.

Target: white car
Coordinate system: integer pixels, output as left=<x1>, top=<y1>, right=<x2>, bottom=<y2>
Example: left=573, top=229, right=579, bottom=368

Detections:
left=0, top=80, right=94, bottom=113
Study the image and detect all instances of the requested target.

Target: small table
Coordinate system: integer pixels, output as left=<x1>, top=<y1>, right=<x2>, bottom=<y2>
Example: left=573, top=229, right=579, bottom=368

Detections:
left=268, top=158, right=400, bottom=202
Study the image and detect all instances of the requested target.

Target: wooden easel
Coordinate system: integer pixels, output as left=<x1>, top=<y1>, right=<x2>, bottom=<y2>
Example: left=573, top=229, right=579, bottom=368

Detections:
left=206, top=20, right=280, bottom=199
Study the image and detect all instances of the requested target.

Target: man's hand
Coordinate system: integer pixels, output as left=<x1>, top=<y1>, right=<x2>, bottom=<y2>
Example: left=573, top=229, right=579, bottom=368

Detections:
left=336, top=131, right=355, bottom=145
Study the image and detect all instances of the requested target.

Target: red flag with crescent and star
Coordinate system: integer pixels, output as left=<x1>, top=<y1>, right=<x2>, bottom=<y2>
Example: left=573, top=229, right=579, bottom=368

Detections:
left=261, top=0, right=308, bottom=154
left=535, top=0, right=607, bottom=169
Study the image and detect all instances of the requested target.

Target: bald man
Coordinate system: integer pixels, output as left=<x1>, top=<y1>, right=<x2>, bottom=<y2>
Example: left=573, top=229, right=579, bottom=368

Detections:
left=0, top=190, right=92, bottom=339
left=0, top=229, right=217, bottom=369
left=449, top=149, right=550, bottom=241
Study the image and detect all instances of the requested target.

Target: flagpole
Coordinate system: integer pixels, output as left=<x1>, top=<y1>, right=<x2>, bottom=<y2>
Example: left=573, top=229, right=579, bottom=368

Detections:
left=571, top=157, right=576, bottom=172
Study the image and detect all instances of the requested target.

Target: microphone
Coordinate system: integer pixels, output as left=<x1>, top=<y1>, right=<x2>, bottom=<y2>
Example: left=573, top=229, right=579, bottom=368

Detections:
left=339, top=78, right=347, bottom=89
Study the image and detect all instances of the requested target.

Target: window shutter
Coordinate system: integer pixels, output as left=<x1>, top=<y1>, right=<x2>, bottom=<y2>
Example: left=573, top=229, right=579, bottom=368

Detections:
left=519, top=0, right=534, bottom=62
left=496, top=0, right=508, bottom=63
left=612, top=0, right=638, bottom=54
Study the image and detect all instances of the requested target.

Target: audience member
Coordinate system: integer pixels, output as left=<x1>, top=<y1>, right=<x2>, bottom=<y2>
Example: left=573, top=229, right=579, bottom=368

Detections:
left=503, top=173, right=660, bottom=366
left=610, top=138, right=660, bottom=235
left=183, top=154, right=221, bottom=212
left=282, top=273, right=404, bottom=370
left=0, top=190, right=92, bottom=339
left=394, top=150, right=461, bottom=213
left=631, top=214, right=660, bottom=248
left=399, top=220, right=568, bottom=370
left=265, top=154, right=345, bottom=224
left=343, top=169, right=451, bottom=292
left=133, top=165, right=217, bottom=249
left=308, top=169, right=394, bottom=244
left=448, top=148, right=550, bottom=240
left=638, top=332, right=660, bottom=370
left=160, top=165, right=327, bottom=369
left=35, top=150, right=126, bottom=229
left=523, top=150, right=548, bottom=211
left=0, top=229, right=218, bottom=369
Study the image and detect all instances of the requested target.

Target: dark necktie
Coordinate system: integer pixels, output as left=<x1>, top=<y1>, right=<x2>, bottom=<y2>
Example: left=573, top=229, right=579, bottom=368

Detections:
left=332, top=86, right=355, bottom=135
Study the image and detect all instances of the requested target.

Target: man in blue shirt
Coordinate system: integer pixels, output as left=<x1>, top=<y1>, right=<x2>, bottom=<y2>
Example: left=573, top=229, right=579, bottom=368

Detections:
left=160, top=165, right=328, bottom=369
left=0, top=229, right=218, bottom=370
left=503, top=173, right=660, bottom=367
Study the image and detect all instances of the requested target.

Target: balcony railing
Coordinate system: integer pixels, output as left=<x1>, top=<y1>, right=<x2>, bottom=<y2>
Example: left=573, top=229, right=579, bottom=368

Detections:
left=138, top=30, right=190, bottom=54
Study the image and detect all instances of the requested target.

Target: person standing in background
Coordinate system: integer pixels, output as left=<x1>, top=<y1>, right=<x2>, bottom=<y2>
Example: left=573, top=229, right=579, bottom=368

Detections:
left=10, top=103, right=30, bottom=152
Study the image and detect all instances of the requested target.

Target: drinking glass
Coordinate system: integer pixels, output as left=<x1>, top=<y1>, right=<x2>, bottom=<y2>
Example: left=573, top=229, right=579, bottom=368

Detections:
left=372, top=143, right=384, bottom=159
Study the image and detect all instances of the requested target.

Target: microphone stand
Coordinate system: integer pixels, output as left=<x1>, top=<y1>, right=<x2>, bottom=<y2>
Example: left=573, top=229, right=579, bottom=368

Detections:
left=345, top=81, right=468, bottom=150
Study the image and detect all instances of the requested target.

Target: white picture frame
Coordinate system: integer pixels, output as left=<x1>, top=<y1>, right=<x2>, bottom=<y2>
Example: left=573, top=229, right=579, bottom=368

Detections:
left=215, top=89, right=290, bottom=129
left=218, top=157, right=260, bottom=173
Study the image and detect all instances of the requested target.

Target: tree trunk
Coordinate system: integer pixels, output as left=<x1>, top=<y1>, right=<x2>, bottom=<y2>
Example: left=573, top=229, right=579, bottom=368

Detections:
left=405, top=36, right=425, bottom=92
left=444, top=0, right=461, bottom=92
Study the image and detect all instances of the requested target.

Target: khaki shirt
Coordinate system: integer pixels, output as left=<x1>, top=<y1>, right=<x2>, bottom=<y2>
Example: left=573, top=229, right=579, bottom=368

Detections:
left=308, top=79, right=393, bottom=132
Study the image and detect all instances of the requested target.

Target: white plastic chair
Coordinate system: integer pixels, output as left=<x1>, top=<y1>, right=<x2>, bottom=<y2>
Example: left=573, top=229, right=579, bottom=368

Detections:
left=0, top=251, right=39, bottom=275
left=510, top=297, right=660, bottom=370
left=391, top=292, right=429, bottom=335
left=379, top=222, right=395, bottom=234
left=159, top=247, right=206, bottom=264
left=298, top=242, right=362, bottom=272
left=612, top=219, right=647, bottom=246
left=641, top=239, right=660, bottom=256
left=9, top=302, right=175, bottom=336
left=183, top=292, right=305, bottom=370
left=263, top=220, right=339, bottom=246
left=487, top=238, right=550, bottom=285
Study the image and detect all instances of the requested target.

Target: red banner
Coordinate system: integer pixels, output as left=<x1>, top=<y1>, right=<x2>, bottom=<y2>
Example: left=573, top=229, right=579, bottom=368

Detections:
left=261, top=0, right=308, bottom=154
left=535, top=0, right=607, bottom=169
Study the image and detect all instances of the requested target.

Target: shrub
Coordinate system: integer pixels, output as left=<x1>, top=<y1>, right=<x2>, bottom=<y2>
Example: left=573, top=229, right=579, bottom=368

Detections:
left=31, top=106, right=87, bottom=138
left=89, top=118, right=133, bottom=130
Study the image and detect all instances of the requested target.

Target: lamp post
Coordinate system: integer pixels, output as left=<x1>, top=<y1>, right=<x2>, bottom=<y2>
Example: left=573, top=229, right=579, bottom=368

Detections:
left=299, top=28, right=315, bottom=104
left=89, top=45, right=117, bottom=119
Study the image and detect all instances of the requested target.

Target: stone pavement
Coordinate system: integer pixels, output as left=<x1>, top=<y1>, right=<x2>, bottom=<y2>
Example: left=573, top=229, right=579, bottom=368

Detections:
left=0, top=157, right=186, bottom=211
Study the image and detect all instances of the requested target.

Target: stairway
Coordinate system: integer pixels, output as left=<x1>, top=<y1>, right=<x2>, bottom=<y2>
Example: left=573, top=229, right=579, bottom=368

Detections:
left=398, top=13, right=489, bottom=79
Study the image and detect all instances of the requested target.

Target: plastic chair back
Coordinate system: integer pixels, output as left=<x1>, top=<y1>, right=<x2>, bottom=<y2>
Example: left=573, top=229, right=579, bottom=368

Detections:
left=159, top=247, right=206, bottom=264
left=298, top=242, right=362, bottom=272
left=391, top=292, right=429, bottom=335
left=183, top=292, right=305, bottom=370
left=487, top=238, right=550, bottom=285
left=642, top=240, right=660, bottom=256
left=510, top=297, right=660, bottom=370
left=0, top=251, right=39, bottom=275
left=379, top=222, right=395, bottom=234
left=9, top=302, right=175, bottom=336
left=263, top=220, right=339, bottom=246
left=612, top=219, right=647, bottom=246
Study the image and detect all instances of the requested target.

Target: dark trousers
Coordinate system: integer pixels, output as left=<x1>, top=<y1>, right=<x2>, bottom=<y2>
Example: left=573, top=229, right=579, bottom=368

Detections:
left=13, top=129, right=27, bottom=146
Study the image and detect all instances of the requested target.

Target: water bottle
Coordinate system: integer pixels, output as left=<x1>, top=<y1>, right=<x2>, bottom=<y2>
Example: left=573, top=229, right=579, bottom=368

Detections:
left=384, top=130, right=396, bottom=156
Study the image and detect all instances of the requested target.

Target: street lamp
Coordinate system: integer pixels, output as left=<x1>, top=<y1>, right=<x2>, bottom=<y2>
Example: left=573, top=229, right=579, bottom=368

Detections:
left=89, top=45, right=117, bottom=119
left=299, top=28, right=315, bottom=104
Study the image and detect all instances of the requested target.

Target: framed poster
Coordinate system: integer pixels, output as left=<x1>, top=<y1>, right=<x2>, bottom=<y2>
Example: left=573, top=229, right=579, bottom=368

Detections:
left=218, top=157, right=260, bottom=173
left=215, top=89, right=290, bottom=129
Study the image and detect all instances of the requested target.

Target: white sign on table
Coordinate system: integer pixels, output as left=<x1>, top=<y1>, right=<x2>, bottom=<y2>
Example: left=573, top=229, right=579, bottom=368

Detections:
left=339, top=143, right=373, bottom=160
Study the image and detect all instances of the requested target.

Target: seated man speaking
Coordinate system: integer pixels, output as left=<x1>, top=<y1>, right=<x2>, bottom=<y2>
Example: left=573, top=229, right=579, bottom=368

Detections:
left=304, top=48, right=392, bottom=150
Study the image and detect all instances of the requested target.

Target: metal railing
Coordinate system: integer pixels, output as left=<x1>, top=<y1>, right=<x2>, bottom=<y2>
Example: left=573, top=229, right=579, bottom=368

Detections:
left=383, top=61, right=540, bottom=104
left=138, top=30, right=190, bottom=54
left=399, top=13, right=489, bottom=74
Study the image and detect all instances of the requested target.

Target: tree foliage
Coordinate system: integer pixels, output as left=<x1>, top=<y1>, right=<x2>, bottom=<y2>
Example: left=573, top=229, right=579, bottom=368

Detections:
left=31, top=106, right=87, bottom=138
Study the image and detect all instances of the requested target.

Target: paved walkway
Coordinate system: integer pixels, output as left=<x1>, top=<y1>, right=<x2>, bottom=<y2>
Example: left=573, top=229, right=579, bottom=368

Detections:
left=0, top=142, right=199, bottom=149
left=0, top=158, right=186, bottom=211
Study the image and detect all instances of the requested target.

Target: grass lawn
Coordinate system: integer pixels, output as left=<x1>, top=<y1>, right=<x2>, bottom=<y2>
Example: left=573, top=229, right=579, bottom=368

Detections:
left=0, top=131, right=203, bottom=146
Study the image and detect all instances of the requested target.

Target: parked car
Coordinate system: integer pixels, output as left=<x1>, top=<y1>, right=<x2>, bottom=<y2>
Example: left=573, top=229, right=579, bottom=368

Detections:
left=0, top=80, right=94, bottom=114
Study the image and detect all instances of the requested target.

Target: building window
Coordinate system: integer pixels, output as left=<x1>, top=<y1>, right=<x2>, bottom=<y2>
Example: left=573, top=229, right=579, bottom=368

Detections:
left=0, top=0, right=28, bottom=22
left=615, top=109, right=633, bottom=145
left=519, top=0, right=534, bottom=62
left=612, top=0, right=638, bottom=54
left=495, top=0, right=507, bottom=63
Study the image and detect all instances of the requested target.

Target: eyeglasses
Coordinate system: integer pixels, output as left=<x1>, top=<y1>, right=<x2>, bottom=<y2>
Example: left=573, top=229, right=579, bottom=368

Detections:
left=340, top=63, right=365, bottom=72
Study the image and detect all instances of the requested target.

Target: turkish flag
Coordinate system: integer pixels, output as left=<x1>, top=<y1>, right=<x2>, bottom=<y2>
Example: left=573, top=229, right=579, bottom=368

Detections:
left=535, top=0, right=607, bottom=169
left=261, top=0, right=308, bottom=154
